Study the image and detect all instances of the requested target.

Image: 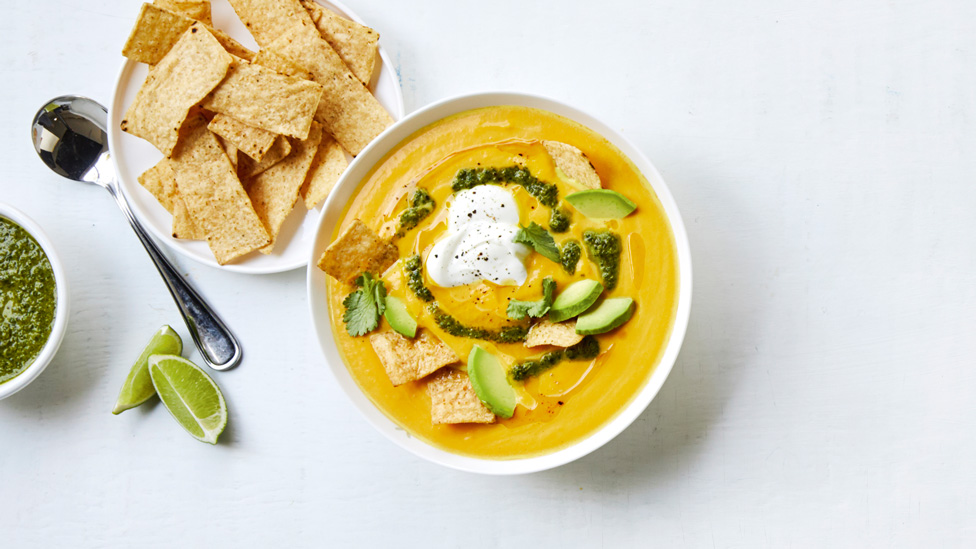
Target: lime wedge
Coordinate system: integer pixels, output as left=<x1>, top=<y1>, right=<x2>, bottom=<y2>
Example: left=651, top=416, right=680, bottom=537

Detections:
left=148, top=355, right=227, bottom=444
left=112, top=326, right=183, bottom=415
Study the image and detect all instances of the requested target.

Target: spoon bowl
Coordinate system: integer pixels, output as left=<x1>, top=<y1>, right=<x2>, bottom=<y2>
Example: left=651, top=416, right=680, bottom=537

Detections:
left=33, top=96, right=112, bottom=186
left=31, top=95, right=242, bottom=371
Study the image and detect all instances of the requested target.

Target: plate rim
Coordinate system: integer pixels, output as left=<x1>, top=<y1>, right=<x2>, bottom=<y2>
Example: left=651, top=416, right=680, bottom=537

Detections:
left=107, top=0, right=404, bottom=275
left=306, top=91, right=694, bottom=474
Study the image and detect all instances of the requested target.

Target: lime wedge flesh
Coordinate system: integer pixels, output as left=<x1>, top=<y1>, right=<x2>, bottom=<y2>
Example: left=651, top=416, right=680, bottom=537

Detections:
left=112, top=326, right=183, bottom=415
left=148, top=355, right=227, bottom=444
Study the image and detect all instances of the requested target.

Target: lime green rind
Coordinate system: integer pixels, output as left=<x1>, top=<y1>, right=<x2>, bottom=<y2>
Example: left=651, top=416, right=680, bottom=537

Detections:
left=112, top=326, right=182, bottom=415
left=467, top=345, right=517, bottom=419
left=148, top=354, right=227, bottom=444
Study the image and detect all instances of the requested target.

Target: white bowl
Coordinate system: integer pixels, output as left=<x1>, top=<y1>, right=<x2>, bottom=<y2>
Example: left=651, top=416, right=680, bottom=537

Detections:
left=0, top=203, right=70, bottom=401
left=307, top=92, right=693, bottom=474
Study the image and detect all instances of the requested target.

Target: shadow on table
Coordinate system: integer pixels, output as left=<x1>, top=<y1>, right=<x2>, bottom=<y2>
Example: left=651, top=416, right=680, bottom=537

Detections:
left=525, top=169, right=761, bottom=492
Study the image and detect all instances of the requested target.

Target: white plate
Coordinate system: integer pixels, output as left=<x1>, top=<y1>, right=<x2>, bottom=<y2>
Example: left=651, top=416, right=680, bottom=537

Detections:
left=108, top=0, right=404, bottom=274
left=307, top=92, right=693, bottom=474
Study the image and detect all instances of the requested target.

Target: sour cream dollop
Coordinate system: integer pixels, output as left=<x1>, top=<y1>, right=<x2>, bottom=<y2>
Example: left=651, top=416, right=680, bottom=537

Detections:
left=426, top=186, right=530, bottom=287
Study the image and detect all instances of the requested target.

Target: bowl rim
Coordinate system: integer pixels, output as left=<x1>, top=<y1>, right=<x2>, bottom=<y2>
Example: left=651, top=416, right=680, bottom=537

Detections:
left=0, top=203, right=70, bottom=400
left=306, top=91, right=693, bottom=474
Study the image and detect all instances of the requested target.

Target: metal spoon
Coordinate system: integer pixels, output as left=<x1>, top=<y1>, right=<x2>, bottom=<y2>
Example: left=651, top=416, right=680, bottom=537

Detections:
left=31, top=95, right=242, bottom=371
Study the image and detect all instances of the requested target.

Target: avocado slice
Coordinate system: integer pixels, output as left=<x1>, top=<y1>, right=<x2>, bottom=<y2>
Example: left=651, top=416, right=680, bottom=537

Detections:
left=575, top=297, right=635, bottom=335
left=467, top=345, right=517, bottom=418
left=548, top=279, right=603, bottom=323
left=565, top=189, right=637, bottom=219
left=383, top=296, right=417, bottom=338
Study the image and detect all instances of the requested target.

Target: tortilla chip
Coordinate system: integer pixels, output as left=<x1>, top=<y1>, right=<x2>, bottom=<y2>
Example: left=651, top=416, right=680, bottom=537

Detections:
left=426, top=368, right=495, bottom=424
left=253, top=49, right=313, bottom=80
left=301, top=133, right=347, bottom=208
left=137, top=159, right=205, bottom=240
left=238, top=135, right=292, bottom=178
left=246, top=122, right=323, bottom=254
left=226, top=0, right=313, bottom=48
left=121, top=24, right=232, bottom=157
left=208, top=114, right=278, bottom=161
left=122, top=4, right=254, bottom=65
left=171, top=199, right=205, bottom=240
left=169, top=114, right=270, bottom=263
left=267, top=21, right=392, bottom=155
left=202, top=59, right=323, bottom=140
left=369, top=330, right=458, bottom=386
left=154, top=0, right=211, bottom=25
left=122, top=4, right=193, bottom=64
left=215, top=134, right=239, bottom=171
left=525, top=320, right=584, bottom=348
left=317, top=219, right=399, bottom=283
left=300, top=0, right=378, bottom=85
left=137, top=159, right=178, bottom=211
left=542, top=141, right=602, bottom=190
left=210, top=29, right=257, bottom=61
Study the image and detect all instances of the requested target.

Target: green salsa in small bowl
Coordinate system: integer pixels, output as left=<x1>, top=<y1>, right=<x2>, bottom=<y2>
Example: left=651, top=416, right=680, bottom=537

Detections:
left=0, top=203, right=69, bottom=400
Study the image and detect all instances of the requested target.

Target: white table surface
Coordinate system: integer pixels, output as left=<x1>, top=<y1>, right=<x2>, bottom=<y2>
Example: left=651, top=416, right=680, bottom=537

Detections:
left=3, top=1, right=975, bottom=546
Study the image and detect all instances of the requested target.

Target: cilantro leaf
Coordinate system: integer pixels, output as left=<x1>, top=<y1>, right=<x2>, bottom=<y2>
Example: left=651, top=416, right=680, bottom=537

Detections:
left=507, top=277, right=556, bottom=320
left=373, top=277, right=387, bottom=316
left=342, top=291, right=377, bottom=336
left=513, top=222, right=560, bottom=263
left=343, top=273, right=386, bottom=336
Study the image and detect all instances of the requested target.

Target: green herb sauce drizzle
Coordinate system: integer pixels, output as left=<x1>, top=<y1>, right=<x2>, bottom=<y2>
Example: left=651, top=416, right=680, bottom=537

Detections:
left=509, top=336, right=600, bottom=381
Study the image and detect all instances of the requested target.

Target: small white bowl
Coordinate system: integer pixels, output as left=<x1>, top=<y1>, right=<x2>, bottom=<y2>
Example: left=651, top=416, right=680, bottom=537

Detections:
left=0, top=203, right=70, bottom=401
left=307, top=92, right=693, bottom=474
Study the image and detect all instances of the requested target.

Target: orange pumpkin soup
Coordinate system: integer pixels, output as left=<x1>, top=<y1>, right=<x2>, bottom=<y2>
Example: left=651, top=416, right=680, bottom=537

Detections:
left=326, top=106, right=679, bottom=459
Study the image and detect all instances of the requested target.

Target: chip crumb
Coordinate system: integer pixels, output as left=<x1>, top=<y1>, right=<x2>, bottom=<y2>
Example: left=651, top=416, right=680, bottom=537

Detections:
left=426, top=368, right=496, bottom=424
left=525, top=319, right=584, bottom=348
left=317, top=219, right=399, bottom=283
left=370, top=330, right=459, bottom=386
left=542, top=140, right=602, bottom=190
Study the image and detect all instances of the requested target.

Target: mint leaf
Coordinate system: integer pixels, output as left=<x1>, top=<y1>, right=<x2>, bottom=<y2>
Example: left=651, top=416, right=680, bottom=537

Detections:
left=343, top=273, right=386, bottom=336
left=513, top=222, right=560, bottom=263
left=507, top=277, right=556, bottom=320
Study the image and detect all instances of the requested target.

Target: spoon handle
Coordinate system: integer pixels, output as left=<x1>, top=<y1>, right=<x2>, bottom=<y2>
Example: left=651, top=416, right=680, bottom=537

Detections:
left=105, top=182, right=242, bottom=371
